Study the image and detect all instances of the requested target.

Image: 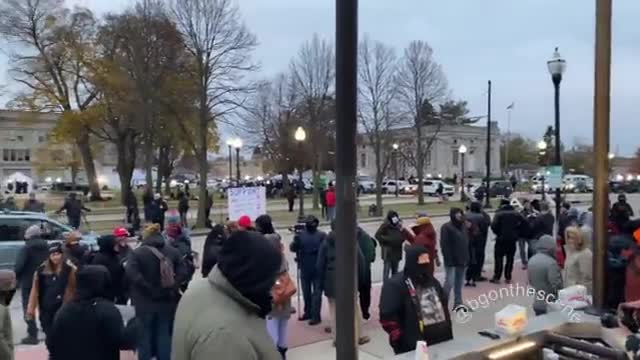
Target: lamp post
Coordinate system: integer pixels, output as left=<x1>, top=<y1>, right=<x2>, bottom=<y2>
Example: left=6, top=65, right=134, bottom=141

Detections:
left=392, top=143, right=399, bottom=197
left=538, top=140, right=548, bottom=201
left=484, top=80, right=492, bottom=208
left=547, top=47, right=566, bottom=227
left=233, top=138, right=243, bottom=183
left=295, top=126, right=307, bottom=219
left=459, top=144, right=467, bottom=202
left=226, top=139, right=234, bottom=184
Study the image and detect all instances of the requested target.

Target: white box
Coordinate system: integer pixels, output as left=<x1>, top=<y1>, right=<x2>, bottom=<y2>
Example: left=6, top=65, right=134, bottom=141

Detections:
left=495, top=304, right=528, bottom=335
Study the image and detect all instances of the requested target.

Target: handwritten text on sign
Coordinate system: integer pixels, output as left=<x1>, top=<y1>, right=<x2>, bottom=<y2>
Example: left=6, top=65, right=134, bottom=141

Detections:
left=227, top=186, right=267, bottom=221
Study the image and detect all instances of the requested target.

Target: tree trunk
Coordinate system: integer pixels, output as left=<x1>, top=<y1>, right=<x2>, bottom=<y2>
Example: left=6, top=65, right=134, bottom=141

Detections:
left=282, top=172, right=289, bottom=196
left=116, top=132, right=137, bottom=207
left=195, top=89, right=209, bottom=228
left=155, top=145, right=165, bottom=195
left=374, top=144, right=384, bottom=217
left=76, top=132, right=101, bottom=201
left=416, top=121, right=425, bottom=205
left=312, top=152, right=320, bottom=210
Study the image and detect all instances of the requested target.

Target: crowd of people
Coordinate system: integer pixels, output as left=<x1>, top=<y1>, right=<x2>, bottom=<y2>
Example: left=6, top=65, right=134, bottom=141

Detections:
left=2, top=190, right=640, bottom=359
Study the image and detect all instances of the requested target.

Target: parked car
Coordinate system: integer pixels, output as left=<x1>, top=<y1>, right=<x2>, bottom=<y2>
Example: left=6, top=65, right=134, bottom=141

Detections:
left=0, top=210, right=99, bottom=270
left=423, top=180, right=455, bottom=197
left=381, top=180, right=409, bottom=194
left=357, top=176, right=376, bottom=194
left=487, top=181, right=513, bottom=198
left=563, top=175, right=592, bottom=193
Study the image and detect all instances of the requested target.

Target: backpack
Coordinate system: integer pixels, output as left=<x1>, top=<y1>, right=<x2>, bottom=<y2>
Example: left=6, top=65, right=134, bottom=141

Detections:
left=144, top=246, right=176, bottom=288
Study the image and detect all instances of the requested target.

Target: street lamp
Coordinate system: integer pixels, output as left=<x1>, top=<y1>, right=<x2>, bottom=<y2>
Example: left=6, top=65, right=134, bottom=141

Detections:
left=226, top=139, right=235, bottom=184
left=547, top=47, right=566, bottom=225
left=458, top=144, right=467, bottom=201
left=392, top=143, right=399, bottom=197
left=232, top=138, right=243, bottom=183
left=537, top=140, right=548, bottom=201
left=295, top=126, right=307, bottom=219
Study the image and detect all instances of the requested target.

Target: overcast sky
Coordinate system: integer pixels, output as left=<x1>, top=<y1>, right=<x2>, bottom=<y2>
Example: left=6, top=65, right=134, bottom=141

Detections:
left=1, top=0, right=639, bottom=155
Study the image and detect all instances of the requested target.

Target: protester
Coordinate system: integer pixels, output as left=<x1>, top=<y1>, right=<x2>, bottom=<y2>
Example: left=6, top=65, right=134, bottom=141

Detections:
left=286, top=187, right=296, bottom=212
left=325, top=183, right=337, bottom=221
left=320, top=186, right=328, bottom=219
left=113, top=227, right=133, bottom=263
left=376, top=210, right=414, bottom=281
left=47, top=265, right=139, bottom=360
left=290, top=215, right=325, bottom=325
left=27, top=242, right=77, bottom=341
left=527, top=235, right=563, bottom=316
left=465, top=202, right=491, bottom=286
left=411, top=215, right=439, bottom=277
left=125, top=191, right=140, bottom=233
left=436, top=182, right=445, bottom=203
left=317, top=220, right=370, bottom=345
left=177, top=191, right=189, bottom=227
left=357, top=225, right=377, bottom=320
left=255, top=215, right=292, bottom=357
left=165, top=213, right=195, bottom=291
left=56, top=193, right=91, bottom=229
left=237, top=215, right=254, bottom=231
left=530, top=201, right=555, bottom=242
left=563, top=227, right=593, bottom=294
left=0, top=270, right=16, bottom=360
left=610, top=202, right=632, bottom=235
left=201, top=224, right=227, bottom=278
left=63, top=231, right=91, bottom=268
left=149, top=194, right=168, bottom=231
left=171, top=230, right=283, bottom=360
left=91, top=235, right=126, bottom=303
left=440, top=208, right=469, bottom=308
left=615, top=193, right=634, bottom=218
left=14, top=225, right=48, bottom=345
left=205, top=189, right=213, bottom=222
left=142, top=187, right=154, bottom=222
left=379, top=245, right=453, bottom=355
left=22, top=192, right=44, bottom=212
left=558, top=203, right=576, bottom=259
left=518, top=200, right=536, bottom=269
left=607, top=226, right=634, bottom=309
left=125, top=223, right=186, bottom=360
left=491, top=199, right=525, bottom=284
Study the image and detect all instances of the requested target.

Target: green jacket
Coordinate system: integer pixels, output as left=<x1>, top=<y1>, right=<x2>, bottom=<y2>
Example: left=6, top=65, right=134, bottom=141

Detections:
left=0, top=305, right=13, bottom=360
left=357, top=227, right=376, bottom=264
left=171, top=267, right=281, bottom=360
left=375, top=220, right=409, bottom=262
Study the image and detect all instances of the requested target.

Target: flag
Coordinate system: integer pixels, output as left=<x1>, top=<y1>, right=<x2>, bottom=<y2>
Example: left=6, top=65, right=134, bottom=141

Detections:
left=507, top=102, right=515, bottom=110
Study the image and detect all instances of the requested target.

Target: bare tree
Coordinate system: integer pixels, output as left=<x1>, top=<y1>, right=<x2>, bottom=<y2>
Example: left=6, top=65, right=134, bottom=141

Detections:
left=171, top=0, right=258, bottom=226
left=290, top=34, right=335, bottom=209
left=0, top=0, right=102, bottom=199
left=396, top=40, right=448, bottom=205
left=358, top=36, right=401, bottom=215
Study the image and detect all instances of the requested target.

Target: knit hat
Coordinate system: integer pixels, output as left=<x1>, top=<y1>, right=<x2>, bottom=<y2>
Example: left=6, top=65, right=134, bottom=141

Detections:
left=166, top=210, right=180, bottom=224
left=414, top=216, right=432, bottom=227
left=113, top=227, right=129, bottom=238
left=49, top=242, right=63, bottom=254
left=0, top=270, right=16, bottom=291
left=24, top=224, right=42, bottom=240
left=143, top=223, right=161, bottom=239
left=238, top=215, right=252, bottom=229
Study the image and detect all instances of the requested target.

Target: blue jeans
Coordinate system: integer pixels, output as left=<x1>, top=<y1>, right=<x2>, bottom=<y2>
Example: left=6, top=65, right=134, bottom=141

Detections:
left=443, top=266, right=466, bottom=307
left=137, top=310, right=172, bottom=360
left=383, top=259, right=400, bottom=281
left=301, top=275, right=322, bottom=321
left=326, top=207, right=336, bottom=221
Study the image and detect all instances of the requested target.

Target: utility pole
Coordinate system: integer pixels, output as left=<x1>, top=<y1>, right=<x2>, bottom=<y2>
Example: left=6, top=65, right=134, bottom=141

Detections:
left=334, top=0, right=358, bottom=358
left=485, top=80, right=492, bottom=208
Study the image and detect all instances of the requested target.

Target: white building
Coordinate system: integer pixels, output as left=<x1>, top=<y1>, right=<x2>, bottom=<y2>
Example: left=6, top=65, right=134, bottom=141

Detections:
left=357, top=122, right=502, bottom=179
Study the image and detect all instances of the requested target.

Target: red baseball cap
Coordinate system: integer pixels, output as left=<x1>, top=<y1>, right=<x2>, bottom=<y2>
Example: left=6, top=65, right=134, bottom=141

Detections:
left=238, top=215, right=252, bottom=229
left=113, top=227, right=129, bottom=237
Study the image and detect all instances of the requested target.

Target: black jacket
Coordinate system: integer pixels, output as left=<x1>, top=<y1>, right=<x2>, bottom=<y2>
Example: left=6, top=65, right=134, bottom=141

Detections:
left=316, top=231, right=366, bottom=299
left=64, top=243, right=90, bottom=268
left=202, top=226, right=226, bottom=278
left=491, top=205, right=525, bottom=245
left=125, top=233, right=187, bottom=313
left=380, top=246, right=453, bottom=355
left=440, top=209, right=470, bottom=267
left=531, top=212, right=555, bottom=240
left=58, top=198, right=89, bottom=219
left=14, top=238, right=49, bottom=288
left=91, top=236, right=126, bottom=302
left=290, top=229, right=326, bottom=278
left=149, top=200, right=168, bottom=222
left=178, top=196, right=189, bottom=213
left=47, top=265, right=138, bottom=360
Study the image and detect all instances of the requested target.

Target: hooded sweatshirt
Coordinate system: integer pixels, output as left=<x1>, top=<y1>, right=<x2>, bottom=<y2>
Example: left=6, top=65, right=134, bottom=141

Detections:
left=379, top=245, right=452, bottom=354
left=527, top=235, right=563, bottom=313
left=47, top=265, right=137, bottom=360
left=439, top=208, right=469, bottom=267
left=376, top=211, right=413, bottom=262
left=91, top=236, right=125, bottom=302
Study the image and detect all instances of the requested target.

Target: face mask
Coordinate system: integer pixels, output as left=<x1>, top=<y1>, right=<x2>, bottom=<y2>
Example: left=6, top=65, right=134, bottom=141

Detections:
left=413, top=264, right=432, bottom=283
left=391, top=216, right=400, bottom=225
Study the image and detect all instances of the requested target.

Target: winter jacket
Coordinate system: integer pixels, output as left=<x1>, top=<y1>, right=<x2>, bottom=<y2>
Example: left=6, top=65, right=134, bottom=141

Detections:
left=178, top=196, right=189, bottom=213
left=379, top=245, right=452, bottom=355
left=325, top=189, right=336, bottom=207
left=63, top=242, right=90, bottom=268
left=58, top=199, right=89, bottom=219
left=91, top=236, right=126, bottom=302
left=22, top=199, right=44, bottom=213
left=375, top=220, right=413, bottom=262
left=563, top=245, right=593, bottom=294
left=615, top=201, right=634, bottom=217
left=527, top=235, right=563, bottom=313
left=316, top=231, right=367, bottom=299
left=357, top=227, right=377, bottom=264
left=465, top=211, right=491, bottom=265
left=411, top=222, right=438, bottom=273
left=290, top=229, right=326, bottom=278
left=14, top=238, right=49, bottom=288
left=125, top=233, right=187, bottom=313
left=491, top=205, right=525, bottom=246
left=531, top=212, right=555, bottom=240
left=439, top=210, right=469, bottom=267
left=47, top=266, right=138, bottom=360
left=202, top=227, right=225, bottom=278
left=171, top=267, right=281, bottom=360
left=149, top=200, right=168, bottom=223
left=27, top=260, right=77, bottom=319
left=0, top=304, right=12, bottom=360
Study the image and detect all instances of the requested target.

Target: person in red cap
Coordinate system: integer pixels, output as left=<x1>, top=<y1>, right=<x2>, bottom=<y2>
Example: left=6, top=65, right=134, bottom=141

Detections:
left=238, top=215, right=253, bottom=231
left=113, top=227, right=133, bottom=263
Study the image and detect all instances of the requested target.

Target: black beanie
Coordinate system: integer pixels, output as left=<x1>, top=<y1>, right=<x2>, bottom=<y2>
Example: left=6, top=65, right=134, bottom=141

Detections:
left=48, top=242, right=63, bottom=254
left=217, top=230, right=282, bottom=317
